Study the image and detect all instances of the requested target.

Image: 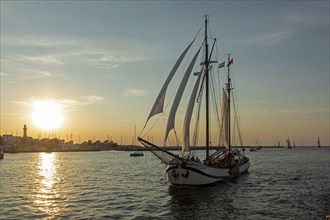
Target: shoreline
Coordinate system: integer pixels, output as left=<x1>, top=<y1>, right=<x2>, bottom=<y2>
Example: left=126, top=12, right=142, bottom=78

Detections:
left=2, top=145, right=328, bottom=154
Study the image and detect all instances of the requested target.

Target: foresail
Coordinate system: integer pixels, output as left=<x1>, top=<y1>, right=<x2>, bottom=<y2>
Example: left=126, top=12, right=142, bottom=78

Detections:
left=146, top=40, right=195, bottom=123
left=164, top=46, right=202, bottom=142
left=220, top=88, right=229, bottom=148
left=182, top=72, right=202, bottom=153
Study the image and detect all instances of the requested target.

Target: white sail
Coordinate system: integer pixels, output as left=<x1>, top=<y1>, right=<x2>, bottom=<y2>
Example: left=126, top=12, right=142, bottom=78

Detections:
left=164, top=46, right=202, bottom=142
left=138, top=17, right=251, bottom=186
left=220, top=88, right=229, bottom=148
left=146, top=40, right=194, bottom=122
left=182, top=72, right=202, bottom=152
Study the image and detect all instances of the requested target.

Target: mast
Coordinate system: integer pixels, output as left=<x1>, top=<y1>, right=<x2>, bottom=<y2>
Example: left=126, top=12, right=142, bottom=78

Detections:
left=204, top=15, right=210, bottom=158
left=227, top=54, right=231, bottom=150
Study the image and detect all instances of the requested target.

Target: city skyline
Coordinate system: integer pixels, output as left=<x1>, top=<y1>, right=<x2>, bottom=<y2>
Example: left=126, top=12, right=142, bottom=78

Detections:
left=1, top=1, right=329, bottom=146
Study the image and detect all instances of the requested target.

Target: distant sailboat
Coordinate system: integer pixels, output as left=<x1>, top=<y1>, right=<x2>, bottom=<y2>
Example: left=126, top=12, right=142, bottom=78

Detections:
left=250, top=136, right=261, bottom=151
left=250, top=141, right=257, bottom=152
left=286, top=137, right=292, bottom=149
left=130, top=125, right=144, bottom=157
left=277, top=141, right=282, bottom=148
left=317, top=137, right=321, bottom=148
left=138, top=16, right=250, bottom=186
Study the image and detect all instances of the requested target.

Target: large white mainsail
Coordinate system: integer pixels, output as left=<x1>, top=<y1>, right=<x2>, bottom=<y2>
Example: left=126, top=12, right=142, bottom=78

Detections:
left=164, top=46, right=202, bottom=142
left=220, top=88, right=229, bottom=148
left=182, top=72, right=202, bottom=152
left=146, top=40, right=195, bottom=123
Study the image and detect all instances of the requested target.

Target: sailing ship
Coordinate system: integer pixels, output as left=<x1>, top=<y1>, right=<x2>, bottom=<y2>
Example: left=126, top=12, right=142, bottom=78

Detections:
left=317, top=137, right=321, bottom=148
left=286, top=137, right=292, bottom=149
left=250, top=136, right=261, bottom=151
left=130, top=125, right=144, bottom=156
left=138, top=16, right=250, bottom=186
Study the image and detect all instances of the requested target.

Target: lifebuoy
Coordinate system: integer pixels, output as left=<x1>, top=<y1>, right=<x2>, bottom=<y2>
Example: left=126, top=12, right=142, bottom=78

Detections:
left=172, top=170, right=179, bottom=178
left=181, top=170, right=189, bottom=178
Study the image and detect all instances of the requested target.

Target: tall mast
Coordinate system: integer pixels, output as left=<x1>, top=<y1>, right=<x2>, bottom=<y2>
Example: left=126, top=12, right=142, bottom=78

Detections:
left=227, top=54, right=231, bottom=150
left=204, top=15, right=210, bottom=158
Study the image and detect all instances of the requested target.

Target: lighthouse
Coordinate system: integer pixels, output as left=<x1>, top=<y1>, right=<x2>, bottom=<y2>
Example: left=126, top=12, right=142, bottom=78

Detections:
left=23, top=124, right=27, bottom=138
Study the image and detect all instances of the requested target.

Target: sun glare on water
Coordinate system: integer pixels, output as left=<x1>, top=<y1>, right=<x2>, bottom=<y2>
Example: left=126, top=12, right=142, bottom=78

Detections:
left=31, top=100, right=64, bottom=131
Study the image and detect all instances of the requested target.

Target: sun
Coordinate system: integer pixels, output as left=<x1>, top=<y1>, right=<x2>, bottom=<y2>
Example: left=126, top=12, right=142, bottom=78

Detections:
left=31, top=100, right=64, bottom=131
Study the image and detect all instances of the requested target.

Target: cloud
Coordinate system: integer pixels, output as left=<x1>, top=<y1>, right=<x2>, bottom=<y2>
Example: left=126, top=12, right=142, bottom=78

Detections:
left=242, top=107, right=329, bottom=118
left=281, top=11, right=329, bottom=27
left=80, top=95, right=104, bottom=103
left=122, top=88, right=147, bottom=97
left=2, top=35, right=77, bottom=48
left=237, top=5, right=329, bottom=48
left=0, top=69, right=70, bottom=81
left=278, top=108, right=329, bottom=114
left=77, top=51, right=148, bottom=69
left=240, top=98, right=295, bottom=104
left=32, top=96, right=104, bottom=109
left=240, top=29, right=295, bottom=47
left=15, top=55, right=63, bottom=65
left=2, top=35, right=154, bottom=76
left=0, top=70, right=51, bottom=80
left=5, top=96, right=105, bottom=114
left=81, top=53, right=146, bottom=63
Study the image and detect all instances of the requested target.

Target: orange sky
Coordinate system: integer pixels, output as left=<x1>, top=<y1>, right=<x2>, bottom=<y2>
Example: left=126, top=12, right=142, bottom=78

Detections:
left=1, top=1, right=329, bottom=146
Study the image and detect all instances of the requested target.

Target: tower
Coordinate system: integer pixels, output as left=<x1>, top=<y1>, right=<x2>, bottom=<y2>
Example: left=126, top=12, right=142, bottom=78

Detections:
left=23, top=124, right=27, bottom=138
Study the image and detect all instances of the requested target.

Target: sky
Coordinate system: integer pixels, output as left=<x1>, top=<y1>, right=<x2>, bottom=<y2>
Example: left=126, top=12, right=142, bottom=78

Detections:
left=1, top=1, right=329, bottom=146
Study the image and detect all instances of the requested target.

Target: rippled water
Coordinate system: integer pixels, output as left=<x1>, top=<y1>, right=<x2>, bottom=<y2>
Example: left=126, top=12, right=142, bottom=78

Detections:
left=1, top=148, right=329, bottom=219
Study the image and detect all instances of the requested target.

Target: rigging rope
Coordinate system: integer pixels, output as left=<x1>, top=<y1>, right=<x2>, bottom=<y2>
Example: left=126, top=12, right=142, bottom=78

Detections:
left=231, top=74, right=244, bottom=146
left=192, top=79, right=204, bottom=147
left=210, top=68, right=222, bottom=145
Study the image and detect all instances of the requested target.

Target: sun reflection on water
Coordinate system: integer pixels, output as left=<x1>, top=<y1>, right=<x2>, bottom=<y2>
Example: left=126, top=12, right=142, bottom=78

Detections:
left=34, top=153, right=60, bottom=217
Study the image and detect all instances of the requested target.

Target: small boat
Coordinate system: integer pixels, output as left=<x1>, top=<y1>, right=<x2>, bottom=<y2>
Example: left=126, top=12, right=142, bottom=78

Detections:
left=317, top=137, right=321, bottom=148
left=130, top=151, right=144, bottom=157
left=286, top=137, right=292, bottom=149
left=254, top=136, right=261, bottom=150
left=138, top=15, right=250, bottom=186
left=0, top=146, right=4, bottom=159
left=250, top=147, right=258, bottom=152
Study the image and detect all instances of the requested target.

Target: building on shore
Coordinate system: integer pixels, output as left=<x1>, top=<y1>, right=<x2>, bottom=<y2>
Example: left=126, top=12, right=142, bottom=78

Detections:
left=0, top=125, right=118, bottom=152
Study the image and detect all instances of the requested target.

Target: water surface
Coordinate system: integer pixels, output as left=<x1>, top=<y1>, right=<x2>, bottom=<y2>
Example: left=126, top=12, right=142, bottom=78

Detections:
left=1, top=148, right=329, bottom=219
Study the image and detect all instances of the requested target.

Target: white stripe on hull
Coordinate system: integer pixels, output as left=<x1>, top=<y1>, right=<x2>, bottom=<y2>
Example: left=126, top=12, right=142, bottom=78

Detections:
left=166, top=160, right=250, bottom=186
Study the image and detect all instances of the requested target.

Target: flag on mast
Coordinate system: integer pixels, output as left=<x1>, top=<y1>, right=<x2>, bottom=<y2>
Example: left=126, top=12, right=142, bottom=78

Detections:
left=227, top=59, right=234, bottom=66
left=218, top=61, right=225, bottom=69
